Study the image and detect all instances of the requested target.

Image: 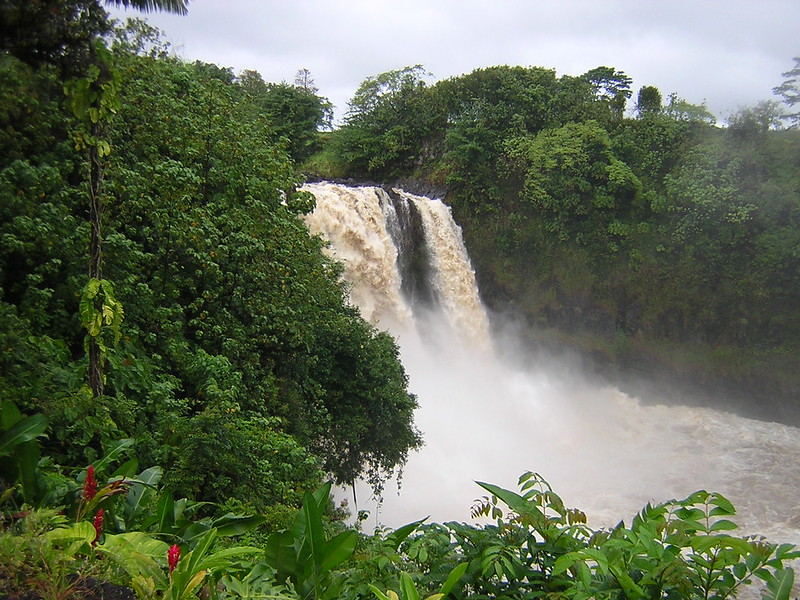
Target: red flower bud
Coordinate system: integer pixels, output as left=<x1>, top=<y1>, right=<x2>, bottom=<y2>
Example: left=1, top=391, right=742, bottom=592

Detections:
left=92, top=509, right=104, bottom=544
left=168, top=544, right=181, bottom=573
left=83, top=465, right=97, bottom=501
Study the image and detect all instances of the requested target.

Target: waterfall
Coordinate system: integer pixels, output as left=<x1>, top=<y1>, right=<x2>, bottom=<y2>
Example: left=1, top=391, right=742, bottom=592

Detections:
left=303, top=182, right=490, bottom=348
left=302, top=181, right=800, bottom=551
left=394, top=189, right=491, bottom=349
left=303, top=184, right=412, bottom=331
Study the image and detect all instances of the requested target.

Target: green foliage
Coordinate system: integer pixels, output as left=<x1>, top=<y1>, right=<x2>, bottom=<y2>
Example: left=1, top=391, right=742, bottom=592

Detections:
left=264, top=482, right=358, bottom=600
left=664, top=93, right=716, bottom=125
left=2, top=455, right=797, bottom=600
left=0, top=0, right=110, bottom=75
left=551, top=489, right=800, bottom=600
left=80, top=277, right=124, bottom=346
left=636, top=85, right=663, bottom=117
left=319, top=58, right=800, bottom=408
left=0, top=401, right=49, bottom=505
left=369, top=565, right=467, bottom=600
left=773, top=56, right=800, bottom=128
left=238, top=70, right=333, bottom=163
left=1, top=19, right=422, bottom=507
left=331, top=65, right=440, bottom=178
left=507, top=120, right=642, bottom=253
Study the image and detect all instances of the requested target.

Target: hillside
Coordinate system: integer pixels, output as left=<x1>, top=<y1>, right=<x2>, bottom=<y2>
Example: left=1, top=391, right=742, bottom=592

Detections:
left=309, top=64, right=800, bottom=424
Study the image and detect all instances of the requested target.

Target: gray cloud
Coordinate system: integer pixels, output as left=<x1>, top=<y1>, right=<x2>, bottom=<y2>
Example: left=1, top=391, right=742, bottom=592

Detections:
left=109, top=0, right=800, bottom=123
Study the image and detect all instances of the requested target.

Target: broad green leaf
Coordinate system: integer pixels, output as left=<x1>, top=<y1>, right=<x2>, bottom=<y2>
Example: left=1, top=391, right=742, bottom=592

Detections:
left=178, top=569, right=208, bottom=600
left=0, top=414, right=48, bottom=456
left=0, top=401, right=22, bottom=429
left=301, top=490, right=326, bottom=569
left=181, top=522, right=213, bottom=547
left=775, top=543, right=800, bottom=560
left=763, top=568, right=795, bottom=600
left=152, top=490, right=175, bottom=533
left=710, top=519, right=739, bottom=532
left=45, top=521, right=96, bottom=546
left=16, top=439, right=40, bottom=503
left=112, top=458, right=140, bottom=479
left=105, top=531, right=170, bottom=558
left=709, top=493, right=736, bottom=516
left=310, top=481, right=332, bottom=510
left=186, top=528, right=217, bottom=575
left=126, top=466, right=163, bottom=516
left=320, top=530, right=357, bottom=571
left=369, top=585, right=391, bottom=600
left=399, top=572, right=420, bottom=600
left=680, top=490, right=710, bottom=505
left=212, top=513, right=267, bottom=537
left=198, top=545, right=261, bottom=572
left=98, top=533, right=167, bottom=585
left=553, top=552, right=580, bottom=576
left=476, top=481, right=546, bottom=522
left=724, top=536, right=757, bottom=556
left=264, top=530, right=298, bottom=579
left=94, top=438, right=134, bottom=473
left=439, top=562, right=467, bottom=596
left=385, top=518, right=427, bottom=550
left=690, top=554, right=712, bottom=569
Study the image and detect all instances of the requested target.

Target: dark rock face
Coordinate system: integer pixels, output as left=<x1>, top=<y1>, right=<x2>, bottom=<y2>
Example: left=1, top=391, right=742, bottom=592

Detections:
left=391, top=178, right=449, bottom=200
left=384, top=189, right=438, bottom=311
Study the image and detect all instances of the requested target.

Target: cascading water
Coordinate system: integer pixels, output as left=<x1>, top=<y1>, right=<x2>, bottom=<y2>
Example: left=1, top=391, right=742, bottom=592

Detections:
left=302, top=181, right=800, bottom=548
left=304, top=182, right=490, bottom=349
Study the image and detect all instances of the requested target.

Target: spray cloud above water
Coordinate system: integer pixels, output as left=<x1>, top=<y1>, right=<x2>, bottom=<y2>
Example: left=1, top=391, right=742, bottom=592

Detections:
left=303, top=182, right=800, bottom=544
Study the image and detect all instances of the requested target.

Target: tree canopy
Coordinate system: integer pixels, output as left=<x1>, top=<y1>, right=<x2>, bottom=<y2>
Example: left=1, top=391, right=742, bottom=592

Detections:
left=0, top=18, right=420, bottom=514
left=315, top=61, right=800, bottom=422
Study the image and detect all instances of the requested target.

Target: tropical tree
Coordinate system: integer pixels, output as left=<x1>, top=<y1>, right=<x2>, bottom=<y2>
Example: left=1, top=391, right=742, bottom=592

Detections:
left=635, top=85, right=662, bottom=117
left=105, top=0, right=188, bottom=12
left=238, top=70, right=333, bottom=162
left=773, top=56, right=800, bottom=128
left=582, top=65, right=632, bottom=120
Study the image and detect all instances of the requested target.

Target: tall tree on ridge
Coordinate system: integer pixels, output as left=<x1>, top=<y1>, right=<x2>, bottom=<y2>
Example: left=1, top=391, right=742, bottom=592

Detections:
left=773, top=56, right=800, bottom=128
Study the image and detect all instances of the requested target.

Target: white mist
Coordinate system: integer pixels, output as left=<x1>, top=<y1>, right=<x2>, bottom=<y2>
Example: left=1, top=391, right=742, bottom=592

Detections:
left=303, top=182, right=800, bottom=548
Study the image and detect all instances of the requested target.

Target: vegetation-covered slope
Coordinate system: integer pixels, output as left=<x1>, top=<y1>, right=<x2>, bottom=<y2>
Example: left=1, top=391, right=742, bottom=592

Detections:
left=312, top=64, right=800, bottom=423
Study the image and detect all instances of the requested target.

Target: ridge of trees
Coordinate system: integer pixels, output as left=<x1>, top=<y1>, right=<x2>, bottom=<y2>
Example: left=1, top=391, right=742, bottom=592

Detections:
left=313, top=61, right=800, bottom=423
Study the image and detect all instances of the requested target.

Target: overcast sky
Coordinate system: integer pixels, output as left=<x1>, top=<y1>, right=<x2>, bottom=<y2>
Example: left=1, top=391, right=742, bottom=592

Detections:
left=109, top=0, right=800, bottom=126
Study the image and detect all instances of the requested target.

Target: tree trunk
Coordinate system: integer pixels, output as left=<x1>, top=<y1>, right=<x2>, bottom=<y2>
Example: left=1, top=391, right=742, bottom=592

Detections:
left=88, top=120, right=104, bottom=398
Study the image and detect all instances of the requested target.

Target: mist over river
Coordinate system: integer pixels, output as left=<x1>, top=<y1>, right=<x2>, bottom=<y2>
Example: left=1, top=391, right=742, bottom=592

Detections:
left=304, top=182, right=800, bottom=546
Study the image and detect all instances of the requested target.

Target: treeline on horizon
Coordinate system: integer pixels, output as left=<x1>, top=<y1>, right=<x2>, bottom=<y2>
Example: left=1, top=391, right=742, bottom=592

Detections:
left=308, top=61, right=800, bottom=423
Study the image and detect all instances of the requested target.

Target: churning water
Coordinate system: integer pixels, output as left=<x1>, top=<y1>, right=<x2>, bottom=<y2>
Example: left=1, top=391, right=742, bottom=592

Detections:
left=303, top=182, right=800, bottom=547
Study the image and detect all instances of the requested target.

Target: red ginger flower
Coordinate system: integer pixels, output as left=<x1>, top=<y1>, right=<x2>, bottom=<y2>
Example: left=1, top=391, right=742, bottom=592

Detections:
left=92, top=509, right=104, bottom=544
left=83, top=465, right=97, bottom=501
left=168, top=544, right=181, bottom=573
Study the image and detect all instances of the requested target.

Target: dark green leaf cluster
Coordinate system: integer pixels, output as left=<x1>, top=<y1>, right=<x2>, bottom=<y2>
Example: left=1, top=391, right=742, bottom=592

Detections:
left=0, top=19, right=420, bottom=513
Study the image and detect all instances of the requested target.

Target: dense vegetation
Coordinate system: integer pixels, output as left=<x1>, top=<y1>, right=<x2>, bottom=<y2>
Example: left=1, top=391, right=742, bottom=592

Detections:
left=2, top=2, right=800, bottom=598
left=0, top=14, right=422, bottom=517
left=311, top=63, right=800, bottom=423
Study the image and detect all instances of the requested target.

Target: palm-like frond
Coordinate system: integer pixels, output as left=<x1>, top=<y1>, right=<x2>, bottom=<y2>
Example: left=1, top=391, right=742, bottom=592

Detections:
left=104, top=0, right=189, bottom=15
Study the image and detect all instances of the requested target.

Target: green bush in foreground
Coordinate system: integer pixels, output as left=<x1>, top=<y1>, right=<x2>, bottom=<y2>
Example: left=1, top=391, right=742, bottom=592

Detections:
left=2, top=408, right=797, bottom=600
